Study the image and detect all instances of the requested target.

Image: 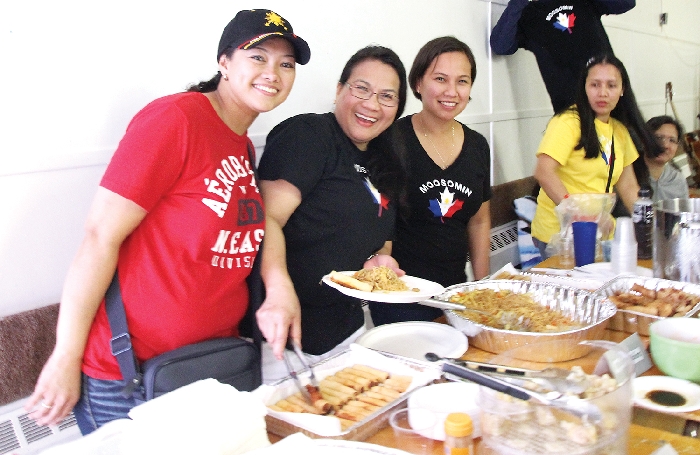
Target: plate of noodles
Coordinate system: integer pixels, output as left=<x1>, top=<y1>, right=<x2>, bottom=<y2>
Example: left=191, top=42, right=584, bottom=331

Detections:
left=322, top=268, right=445, bottom=303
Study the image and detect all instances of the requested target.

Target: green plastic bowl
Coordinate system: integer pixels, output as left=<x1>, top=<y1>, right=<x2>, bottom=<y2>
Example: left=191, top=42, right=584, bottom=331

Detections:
left=649, top=318, right=700, bottom=382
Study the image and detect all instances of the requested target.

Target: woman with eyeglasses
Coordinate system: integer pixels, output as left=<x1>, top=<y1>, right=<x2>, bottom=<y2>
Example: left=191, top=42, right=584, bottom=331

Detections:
left=256, top=46, right=407, bottom=380
left=368, top=36, right=491, bottom=326
left=643, top=115, right=689, bottom=202
left=531, top=53, right=659, bottom=259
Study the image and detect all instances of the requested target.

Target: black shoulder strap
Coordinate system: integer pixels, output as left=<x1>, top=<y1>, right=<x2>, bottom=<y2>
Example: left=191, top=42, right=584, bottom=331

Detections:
left=104, top=272, right=144, bottom=399
left=242, top=141, right=264, bottom=349
left=605, top=136, right=616, bottom=193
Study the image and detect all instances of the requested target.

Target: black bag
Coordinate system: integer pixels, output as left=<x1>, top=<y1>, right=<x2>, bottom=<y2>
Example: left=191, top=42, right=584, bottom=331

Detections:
left=105, top=272, right=263, bottom=401
left=140, top=337, right=261, bottom=400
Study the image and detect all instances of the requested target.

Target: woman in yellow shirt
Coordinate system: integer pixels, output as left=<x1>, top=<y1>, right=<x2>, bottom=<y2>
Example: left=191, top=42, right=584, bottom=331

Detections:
left=531, top=53, right=658, bottom=258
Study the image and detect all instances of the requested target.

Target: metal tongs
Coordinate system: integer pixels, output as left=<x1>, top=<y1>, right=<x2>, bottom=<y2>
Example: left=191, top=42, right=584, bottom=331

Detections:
left=283, top=339, right=319, bottom=404
left=442, top=362, right=602, bottom=423
left=425, top=352, right=587, bottom=395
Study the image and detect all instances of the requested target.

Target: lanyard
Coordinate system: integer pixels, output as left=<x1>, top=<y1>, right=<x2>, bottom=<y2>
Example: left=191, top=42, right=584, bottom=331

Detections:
left=605, top=135, right=615, bottom=193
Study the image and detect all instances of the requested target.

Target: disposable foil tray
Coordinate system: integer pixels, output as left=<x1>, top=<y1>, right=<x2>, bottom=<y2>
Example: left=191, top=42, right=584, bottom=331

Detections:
left=594, top=275, right=700, bottom=336
left=441, top=280, right=616, bottom=362
left=255, top=345, right=440, bottom=441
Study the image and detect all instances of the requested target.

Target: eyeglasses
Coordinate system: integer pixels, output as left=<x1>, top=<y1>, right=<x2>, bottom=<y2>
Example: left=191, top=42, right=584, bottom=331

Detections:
left=655, top=134, right=679, bottom=145
left=345, top=83, right=399, bottom=107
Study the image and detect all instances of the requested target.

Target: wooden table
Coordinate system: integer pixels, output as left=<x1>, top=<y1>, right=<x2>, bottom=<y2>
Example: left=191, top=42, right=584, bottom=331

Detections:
left=269, top=256, right=700, bottom=453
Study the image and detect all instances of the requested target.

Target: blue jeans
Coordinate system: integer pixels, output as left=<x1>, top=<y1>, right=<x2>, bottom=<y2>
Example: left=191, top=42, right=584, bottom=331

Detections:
left=73, top=374, right=138, bottom=435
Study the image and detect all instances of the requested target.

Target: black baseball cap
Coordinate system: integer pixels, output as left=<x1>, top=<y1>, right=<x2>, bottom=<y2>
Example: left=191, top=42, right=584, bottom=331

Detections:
left=217, top=9, right=310, bottom=65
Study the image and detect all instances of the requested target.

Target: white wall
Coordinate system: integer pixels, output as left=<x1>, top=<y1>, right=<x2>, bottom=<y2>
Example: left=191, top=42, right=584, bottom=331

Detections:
left=1, top=0, right=699, bottom=316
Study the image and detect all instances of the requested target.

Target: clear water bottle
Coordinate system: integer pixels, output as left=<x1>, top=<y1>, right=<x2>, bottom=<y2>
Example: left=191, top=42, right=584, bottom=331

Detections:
left=632, top=188, right=653, bottom=259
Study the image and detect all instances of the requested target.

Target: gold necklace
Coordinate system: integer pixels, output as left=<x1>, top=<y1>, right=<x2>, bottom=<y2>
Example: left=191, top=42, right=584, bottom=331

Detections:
left=419, top=115, right=456, bottom=170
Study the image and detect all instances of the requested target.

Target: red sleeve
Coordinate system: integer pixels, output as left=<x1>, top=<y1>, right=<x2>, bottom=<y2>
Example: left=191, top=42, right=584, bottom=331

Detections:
left=100, top=98, right=188, bottom=211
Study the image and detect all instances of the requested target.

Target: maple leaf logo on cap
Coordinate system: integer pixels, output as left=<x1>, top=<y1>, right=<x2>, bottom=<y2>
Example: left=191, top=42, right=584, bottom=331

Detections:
left=265, top=11, right=287, bottom=30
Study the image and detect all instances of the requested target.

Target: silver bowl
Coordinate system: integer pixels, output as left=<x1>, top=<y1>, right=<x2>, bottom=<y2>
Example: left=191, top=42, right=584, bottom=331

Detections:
left=440, top=280, right=617, bottom=362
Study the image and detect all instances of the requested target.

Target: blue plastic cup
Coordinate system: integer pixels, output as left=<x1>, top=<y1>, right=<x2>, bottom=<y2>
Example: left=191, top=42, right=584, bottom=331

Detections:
left=572, top=221, right=598, bottom=267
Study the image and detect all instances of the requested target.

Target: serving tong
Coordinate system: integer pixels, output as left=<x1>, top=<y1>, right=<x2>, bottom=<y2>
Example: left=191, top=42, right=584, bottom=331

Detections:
left=283, top=339, right=320, bottom=405
left=425, top=352, right=587, bottom=395
left=441, top=362, right=602, bottom=423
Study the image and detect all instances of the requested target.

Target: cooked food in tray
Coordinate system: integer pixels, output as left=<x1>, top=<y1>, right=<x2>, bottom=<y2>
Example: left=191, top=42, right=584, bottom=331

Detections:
left=448, top=289, right=581, bottom=333
left=608, top=283, right=700, bottom=317
left=329, top=266, right=418, bottom=293
left=267, top=364, right=412, bottom=430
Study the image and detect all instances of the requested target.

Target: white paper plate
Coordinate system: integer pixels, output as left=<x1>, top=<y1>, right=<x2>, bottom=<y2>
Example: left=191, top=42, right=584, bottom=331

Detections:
left=578, top=262, right=653, bottom=277
left=248, top=432, right=412, bottom=454
left=354, top=321, right=467, bottom=361
left=313, top=439, right=411, bottom=454
left=322, top=271, right=445, bottom=303
left=634, top=375, right=700, bottom=413
left=407, top=382, right=481, bottom=440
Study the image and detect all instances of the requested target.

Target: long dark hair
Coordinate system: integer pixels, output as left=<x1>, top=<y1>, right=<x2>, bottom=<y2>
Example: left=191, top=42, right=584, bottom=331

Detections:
left=408, top=36, right=477, bottom=100
left=186, top=47, right=236, bottom=93
left=339, top=46, right=408, bottom=208
left=564, top=53, right=661, bottom=161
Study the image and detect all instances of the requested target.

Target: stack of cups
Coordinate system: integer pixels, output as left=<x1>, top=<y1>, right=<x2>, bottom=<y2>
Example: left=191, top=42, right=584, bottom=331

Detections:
left=611, top=217, right=637, bottom=275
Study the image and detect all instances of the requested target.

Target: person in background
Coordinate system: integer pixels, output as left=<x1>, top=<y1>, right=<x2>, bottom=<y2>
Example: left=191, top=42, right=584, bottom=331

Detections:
left=25, top=9, right=310, bottom=434
left=531, top=53, right=658, bottom=259
left=643, top=115, right=689, bottom=202
left=369, top=36, right=491, bottom=325
left=256, top=46, right=408, bottom=381
left=490, top=0, right=635, bottom=113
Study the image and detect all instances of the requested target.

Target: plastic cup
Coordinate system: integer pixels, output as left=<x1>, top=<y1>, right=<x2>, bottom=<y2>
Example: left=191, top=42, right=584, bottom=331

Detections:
left=389, top=408, right=437, bottom=454
left=572, top=221, right=598, bottom=266
left=559, top=236, right=574, bottom=268
left=601, top=239, right=613, bottom=262
left=614, top=217, right=635, bottom=244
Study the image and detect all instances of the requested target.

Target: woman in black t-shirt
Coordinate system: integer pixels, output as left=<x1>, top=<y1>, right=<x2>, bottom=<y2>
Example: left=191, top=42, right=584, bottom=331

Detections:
left=369, top=36, right=492, bottom=326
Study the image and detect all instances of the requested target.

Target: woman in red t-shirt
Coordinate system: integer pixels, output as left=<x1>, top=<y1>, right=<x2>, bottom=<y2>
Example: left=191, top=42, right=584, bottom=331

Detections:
left=26, top=9, right=310, bottom=434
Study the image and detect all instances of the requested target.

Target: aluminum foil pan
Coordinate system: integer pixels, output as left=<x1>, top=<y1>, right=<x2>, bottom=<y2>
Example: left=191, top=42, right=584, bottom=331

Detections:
left=440, top=280, right=616, bottom=362
left=594, top=275, right=700, bottom=336
left=261, top=348, right=440, bottom=441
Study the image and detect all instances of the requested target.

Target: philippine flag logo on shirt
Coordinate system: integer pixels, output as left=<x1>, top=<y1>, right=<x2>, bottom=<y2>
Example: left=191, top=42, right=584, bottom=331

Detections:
left=364, top=178, right=390, bottom=216
left=554, top=12, right=576, bottom=34
left=428, top=188, right=464, bottom=223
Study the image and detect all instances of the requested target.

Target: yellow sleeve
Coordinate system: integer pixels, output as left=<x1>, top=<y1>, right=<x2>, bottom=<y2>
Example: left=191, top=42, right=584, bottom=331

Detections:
left=535, top=111, right=582, bottom=166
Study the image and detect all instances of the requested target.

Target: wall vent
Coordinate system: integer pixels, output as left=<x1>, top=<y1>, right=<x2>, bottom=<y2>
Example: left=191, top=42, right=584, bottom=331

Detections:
left=489, top=220, right=520, bottom=273
left=0, top=400, right=80, bottom=455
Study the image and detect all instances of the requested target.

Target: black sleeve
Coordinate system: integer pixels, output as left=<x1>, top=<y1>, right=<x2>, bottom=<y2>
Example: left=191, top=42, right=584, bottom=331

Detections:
left=258, top=114, right=334, bottom=198
left=490, top=0, right=530, bottom=55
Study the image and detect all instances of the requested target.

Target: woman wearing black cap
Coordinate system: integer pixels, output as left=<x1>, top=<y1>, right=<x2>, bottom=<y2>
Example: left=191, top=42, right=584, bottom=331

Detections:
left=256, top=46, right=407, bottom=380
left=25, top=9, right=310, bottom=434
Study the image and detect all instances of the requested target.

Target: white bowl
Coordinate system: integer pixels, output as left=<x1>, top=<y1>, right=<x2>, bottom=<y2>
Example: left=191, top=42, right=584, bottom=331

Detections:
left=407, top=382, right=481, bottom=440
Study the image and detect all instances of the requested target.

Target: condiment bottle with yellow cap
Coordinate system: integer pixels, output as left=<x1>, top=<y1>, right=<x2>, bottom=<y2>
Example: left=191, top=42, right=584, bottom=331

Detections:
left=443, top=412, right=474, bottom=455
